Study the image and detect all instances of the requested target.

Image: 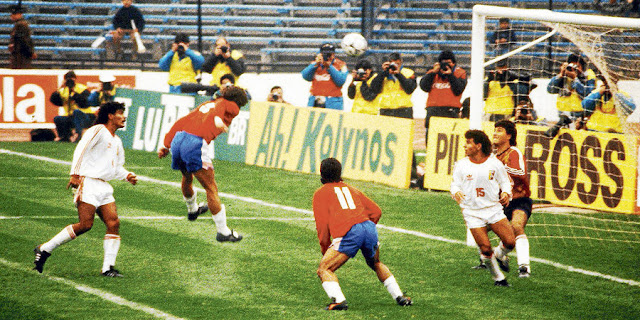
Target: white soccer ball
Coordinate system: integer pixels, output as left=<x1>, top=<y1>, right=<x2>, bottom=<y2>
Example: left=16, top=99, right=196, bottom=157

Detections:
left=341, top=33, right=368, bottom=57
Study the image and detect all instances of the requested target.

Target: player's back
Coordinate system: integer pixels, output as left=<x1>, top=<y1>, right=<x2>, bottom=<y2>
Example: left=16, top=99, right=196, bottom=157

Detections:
left=313, top=181, right=380, bottom=239
left=167, top=98, right=240, bottom=144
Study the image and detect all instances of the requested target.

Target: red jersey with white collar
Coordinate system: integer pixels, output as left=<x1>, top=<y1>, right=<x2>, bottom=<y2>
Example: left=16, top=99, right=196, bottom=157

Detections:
left=163, top=98, right=240, bottom=148
left=496, top=146, right=531, bottom=199
left=312, top=181, right=381, bottom=253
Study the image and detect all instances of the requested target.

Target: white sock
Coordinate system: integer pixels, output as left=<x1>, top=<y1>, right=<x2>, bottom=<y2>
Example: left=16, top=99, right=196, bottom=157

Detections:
left=322, top=281, right=346, bottom=303
left=383, top=276, right=403, bottom=299
left=183, top=192, right=198, bottom=213
left=212, top=204, right=232, bottom=236
left=482, top=254, right=505, bottom=281
left=102, top=234, right=121, bottom=273
left=40, top=225, right=76, bottom=252
left=515, top=234, right=530, bottom=268
left=494, top=242, right=512, bottom=260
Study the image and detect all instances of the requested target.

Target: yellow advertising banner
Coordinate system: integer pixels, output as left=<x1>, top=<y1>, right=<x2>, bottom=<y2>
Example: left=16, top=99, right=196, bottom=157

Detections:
left=246, top=102, right=414, bottom=188
left=424, top=117, right=637, bottom=214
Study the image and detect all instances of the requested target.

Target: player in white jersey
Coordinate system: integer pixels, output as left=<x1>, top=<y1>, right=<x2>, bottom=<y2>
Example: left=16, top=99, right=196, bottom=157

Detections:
left=33, top=102, right=138, bottom=277
left=451, top=130, right=515, bottom=286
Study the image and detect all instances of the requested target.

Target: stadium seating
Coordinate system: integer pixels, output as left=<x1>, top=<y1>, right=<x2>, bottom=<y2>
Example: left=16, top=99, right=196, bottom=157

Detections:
left=0, top=0, right=600, bottom=72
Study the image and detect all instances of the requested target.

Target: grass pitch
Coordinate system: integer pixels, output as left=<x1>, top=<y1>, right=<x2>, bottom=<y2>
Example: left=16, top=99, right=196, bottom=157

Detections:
left=0, top=142, right=638, bottom=320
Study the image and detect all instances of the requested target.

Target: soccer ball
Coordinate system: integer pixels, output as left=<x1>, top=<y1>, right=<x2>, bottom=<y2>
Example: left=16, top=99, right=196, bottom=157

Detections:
left=341, top=33, right=368, bottom=57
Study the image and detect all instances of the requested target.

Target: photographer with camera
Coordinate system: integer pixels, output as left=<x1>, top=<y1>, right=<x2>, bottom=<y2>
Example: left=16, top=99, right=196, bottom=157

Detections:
left=88, top=74, right=117, bottom=107
left=202, top=37, right=246, bottom=87
left=49, top=71, right=92, bottom=142
left=159, top=33, right=204, bottom=94
left=484, top=59, right=534, bottom=122
left=420, top=50, right=467, bottom=146
left=347, top=59, right=378, bottom=115
left=301, top=43, right=348, bottom=110
left=368, top=53, right=417, bottom=118
left=545, top=52, right=596, bottom=137
left=582, top=75, right=636, bottom=133
left=267, top=86, right=289, bottom=104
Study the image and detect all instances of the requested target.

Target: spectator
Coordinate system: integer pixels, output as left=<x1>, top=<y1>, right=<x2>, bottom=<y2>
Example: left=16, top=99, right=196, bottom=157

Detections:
left=512, top=98, right=541, bottom=125
left=489, top=18, right=517, bottom=56
left=582, top=75, right=636, bottom=133
left=419, top=50, right=468, bottom=146
left=110, top=0, right=145, bottom=60
left=545, top=52, right=596, bottom=137
left=159, top=33, right=205, bottom=94
left=267, top=86, right=289, bottom=104
left=202, top=37, right=246, bottom=87
left=347, top=59, right=378, bottom=115
left=8, top=4, right=35, bottom=69
left=593, top=0, right=632, bottom=16
left=484, top=59, right=533, bottom=122
left=301, top=43, right=348, bottom=110
left=219, top=73, right=251, bottom=103
left=49, top=71, right=92, bottom=142
left=88, top=74, right=117, bottom=107
left=369, top=53, right=417, bottom=118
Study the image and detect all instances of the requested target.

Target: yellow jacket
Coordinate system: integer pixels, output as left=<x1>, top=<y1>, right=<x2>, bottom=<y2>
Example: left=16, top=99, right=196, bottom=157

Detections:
left=376, top=68, right=415, bottom=109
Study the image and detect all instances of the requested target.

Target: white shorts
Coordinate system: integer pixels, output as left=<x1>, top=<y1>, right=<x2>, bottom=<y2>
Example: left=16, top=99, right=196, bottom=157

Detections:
left=74, top=177, right=115, bottom=208
left=462, top=205, right=507, bottom=229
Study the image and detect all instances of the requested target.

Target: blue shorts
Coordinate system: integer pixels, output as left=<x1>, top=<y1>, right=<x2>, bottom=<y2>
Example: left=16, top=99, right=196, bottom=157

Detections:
left=333, top=220, right=379, bottom=259
left=504, top=197, right=533, bottom=220
left=170, top=131, right=212, bottom=173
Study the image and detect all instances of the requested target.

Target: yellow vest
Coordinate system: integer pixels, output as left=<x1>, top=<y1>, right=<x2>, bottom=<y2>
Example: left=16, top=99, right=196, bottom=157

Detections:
left=484, top=80, right=515, bottom=115
left=58, top=84, right=92, bottom=116
left=556, top=69, right=596, bottom=112
left=586, top=93, right=627, bottom=133
left=209, top=50, right=244, bottom=86
left=168, top=53, right=198, bottom=86
left=351, top=78, right=378, bottom=115
left=376, top=68, right=415, bottom=109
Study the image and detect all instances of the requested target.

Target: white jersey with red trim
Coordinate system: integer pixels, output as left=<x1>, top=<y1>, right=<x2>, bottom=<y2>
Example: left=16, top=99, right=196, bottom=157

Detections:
left=450, top=154, right=512, bottom=210
left=69, top=124, right=130, bottom=181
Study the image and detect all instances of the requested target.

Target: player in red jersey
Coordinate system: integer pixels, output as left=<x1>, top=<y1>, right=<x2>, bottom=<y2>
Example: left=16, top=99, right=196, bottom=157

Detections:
left=158, top=85, right=248, bottom=242
left=493, top=120, right=532, bottom=277
left=313, top=158, right=412, bottom=310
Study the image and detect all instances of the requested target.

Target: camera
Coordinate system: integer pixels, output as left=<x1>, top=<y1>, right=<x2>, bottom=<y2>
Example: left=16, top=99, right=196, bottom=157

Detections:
left=102, top=82, right=113, bottom=91
left=566, top=63, right=577, bottom=72
left=440, top=62, right=450, bottom=72
left=388, top=62, right=398, bottom=71
left=544, top=114, right=572, bottom=138
left=271, top=93, right=280, bottom=101
left=356, top=68, right=367, bottom=78
left=219, top=46, right=228, bottom=54
left=322, top=52, right=332, bottom=61
left=177, top=44, right=186, bottom=55
left=65, top=78, right=75, bottom=88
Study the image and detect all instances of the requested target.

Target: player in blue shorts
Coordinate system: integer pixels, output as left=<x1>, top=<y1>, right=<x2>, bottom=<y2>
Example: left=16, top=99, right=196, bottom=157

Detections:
left=313, top=158, right=412, bottom=310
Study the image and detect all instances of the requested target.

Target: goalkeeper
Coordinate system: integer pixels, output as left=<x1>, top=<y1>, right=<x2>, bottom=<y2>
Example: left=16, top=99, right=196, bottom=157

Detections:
left=582, top=75, right=636, bottom=133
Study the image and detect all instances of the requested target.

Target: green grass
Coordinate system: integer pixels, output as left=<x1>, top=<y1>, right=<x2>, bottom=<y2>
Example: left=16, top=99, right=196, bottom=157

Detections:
left=1, top=141, right=639, bottom=320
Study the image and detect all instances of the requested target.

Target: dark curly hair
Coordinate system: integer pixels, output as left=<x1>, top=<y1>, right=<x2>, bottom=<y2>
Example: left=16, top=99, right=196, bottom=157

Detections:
left=465, top=130, right=492, bottom=156
left=222, top=86, right=248, bottom=108
left=320, top=158, right=342, bottom=184
left=95, top=101, right=125, bottom=125
left=494, top=120, right=517, bottom=146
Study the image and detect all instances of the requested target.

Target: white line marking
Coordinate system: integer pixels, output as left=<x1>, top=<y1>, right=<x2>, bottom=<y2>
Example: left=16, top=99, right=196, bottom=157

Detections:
left=2, top=148, right=638, bottom=287
left=0, top=215, right=314, bottom=222
left=0, top=258, right=186, bottom=320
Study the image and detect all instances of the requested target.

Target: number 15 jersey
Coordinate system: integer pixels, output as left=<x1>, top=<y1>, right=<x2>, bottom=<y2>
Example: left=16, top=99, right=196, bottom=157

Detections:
left=450, top=154, right=512, bottom=210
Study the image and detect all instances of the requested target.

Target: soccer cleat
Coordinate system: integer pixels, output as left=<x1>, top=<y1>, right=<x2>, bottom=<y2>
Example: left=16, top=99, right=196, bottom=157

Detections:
left=33, top=246, right=51, bottom=273
left=325, top=299, right=348, bottom=311
left=472, top=257, right=487, bottom=269
left=101, top=266, right=124, bottom=277
left=396, top=295, right=413, bottom=306
left=187, top=203, right=209, bottom=221
left=216, top=229, right=243, bottom=242
left=518, top=265, right=531, bottom=278
left=496, top=255, right=510, bottom=273
left=494, top=279, right=511, bottom=287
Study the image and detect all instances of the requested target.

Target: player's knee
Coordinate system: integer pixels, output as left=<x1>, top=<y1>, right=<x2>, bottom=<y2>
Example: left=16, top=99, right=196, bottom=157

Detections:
left=106, top=218, right=120, bottom=232
left=504, top=240, right=515, bottom=250
left=77, top=220, right=93, bottom=233
left=479, top=245, right=493, bottom=256
left=512, top=225, right=525, bottom=236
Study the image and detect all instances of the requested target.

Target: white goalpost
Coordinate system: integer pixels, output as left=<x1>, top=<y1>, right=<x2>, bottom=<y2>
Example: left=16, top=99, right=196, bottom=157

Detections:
left=469, top=5, right=640, bottom=249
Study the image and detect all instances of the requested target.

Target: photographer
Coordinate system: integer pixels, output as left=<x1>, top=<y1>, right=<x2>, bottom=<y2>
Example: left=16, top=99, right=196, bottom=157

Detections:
left=301, top=43, right=348, bottom=110
left=545, top=53, right=596, bottom=137
left=369, top=53, right=417, bottom=118
left=267, top=86, right=289, bottom=104
left=484, top=59, right=533, bottom=122
left=49, top=71, right=92, bottom=142
left=202, top=37, right=246, bottom=87
left=512, top=98, right=540, bottom=125
left=420, top=50, right=467, bottom=146
left=347, top=59, right=378, bottom=115
left=88, top=74, right=117, bottom=107
left=159, top=33, right=204, bottom=94
left=582, top=75, right=636, bottom=133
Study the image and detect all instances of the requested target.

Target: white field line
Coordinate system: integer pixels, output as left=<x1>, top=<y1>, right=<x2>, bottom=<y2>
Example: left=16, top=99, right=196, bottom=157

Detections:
left=0, top=257, right=185, bottom=320
left=2, top=148, right=639, bottom=287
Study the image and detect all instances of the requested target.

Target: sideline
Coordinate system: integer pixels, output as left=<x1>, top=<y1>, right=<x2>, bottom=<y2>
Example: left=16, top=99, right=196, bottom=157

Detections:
left=1, top=148, right=639, bottom=288
left=0, top=257, right=185, bottom=320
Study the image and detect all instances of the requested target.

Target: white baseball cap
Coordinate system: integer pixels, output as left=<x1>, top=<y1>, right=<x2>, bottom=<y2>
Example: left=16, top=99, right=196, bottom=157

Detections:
left=99, top=74, right=116, bottom=83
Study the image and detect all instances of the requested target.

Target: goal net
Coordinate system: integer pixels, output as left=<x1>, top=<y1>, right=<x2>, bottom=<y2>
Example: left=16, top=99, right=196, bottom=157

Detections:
left=469, top=6, right=640, bottom=263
